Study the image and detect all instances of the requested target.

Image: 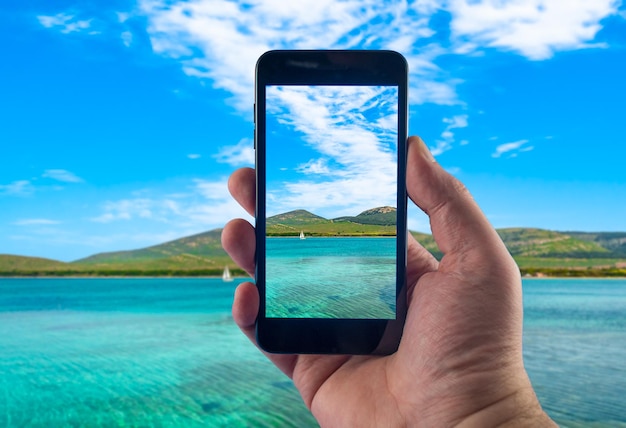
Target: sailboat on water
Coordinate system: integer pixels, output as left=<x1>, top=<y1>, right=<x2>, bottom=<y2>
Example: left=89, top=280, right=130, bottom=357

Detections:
left=222, top=266, right=233, bottom=282
left=299, top=230, right=305, bottom=240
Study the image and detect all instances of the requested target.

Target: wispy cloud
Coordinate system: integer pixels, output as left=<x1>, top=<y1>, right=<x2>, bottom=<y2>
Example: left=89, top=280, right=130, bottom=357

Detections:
left=37, top=13, right=93, bottom=34
left=135, top=0, right=622, bottom=116
left=0, top=180, right=34, bottom=196
left=121, top=30, right=133, bottom=47
left=187, top=153, right=202, bottom=159
left=13, top=218, right=61, bottom=226
left=297, top=159, right=331, bottom=176
left=187, top=178, right=253, bottom=225
left=265, top=85, right=398, bottom=218
left=90, top=177, right=251, bottom=228
left=492, top=139, right=534, bottom=158
left=213, top=138, right=254, bottom=166
left=139, top=0, right=459, bottom=112
left=430, top=114, right=469, bottom=156
left=91, top=198, right=156, bottom=223
left=38, top=1, right=622, bottom=161
left=42, top=169, right=84, bottom=183
left=448, top=0, right=621, bottom=60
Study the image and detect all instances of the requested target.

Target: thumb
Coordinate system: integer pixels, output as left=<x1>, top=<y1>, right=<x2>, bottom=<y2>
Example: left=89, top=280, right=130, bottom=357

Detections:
left=406, top=136, right=513, bottom=273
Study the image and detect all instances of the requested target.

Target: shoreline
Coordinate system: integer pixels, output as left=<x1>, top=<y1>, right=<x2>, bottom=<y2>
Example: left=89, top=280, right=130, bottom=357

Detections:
left=1, top=273, right=625, bottom=279
left=266, top=235, right=397, bottom=238
left=0, top=275, right=249, bottom=279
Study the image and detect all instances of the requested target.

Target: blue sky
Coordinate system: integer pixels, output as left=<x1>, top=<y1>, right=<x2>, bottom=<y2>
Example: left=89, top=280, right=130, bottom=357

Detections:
left=1, top=0, right=625, bottom=261
left=266, top=85, right=398, bottom=218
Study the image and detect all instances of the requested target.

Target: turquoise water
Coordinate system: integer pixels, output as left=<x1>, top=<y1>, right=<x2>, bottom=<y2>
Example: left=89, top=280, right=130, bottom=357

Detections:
left=266, top=237, right=396, bottom=318
left=0, top=277, right=625, bottom=427
left=522, top=279, right=626, bottom=427
left=0, top=278, right=316, bottom=427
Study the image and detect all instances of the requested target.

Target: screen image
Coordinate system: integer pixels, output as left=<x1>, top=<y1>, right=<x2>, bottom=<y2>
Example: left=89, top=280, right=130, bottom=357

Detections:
left=264, top=85, right=399, bottom=319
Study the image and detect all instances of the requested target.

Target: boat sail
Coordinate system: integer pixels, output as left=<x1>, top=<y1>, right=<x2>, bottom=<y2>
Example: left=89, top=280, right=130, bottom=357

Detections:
left=222, top=266, right=233, bottom=282
left=299, top=230, right=305, bottom=240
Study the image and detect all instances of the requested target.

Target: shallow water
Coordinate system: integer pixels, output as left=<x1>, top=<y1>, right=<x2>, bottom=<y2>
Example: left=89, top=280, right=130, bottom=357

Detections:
left=266, top=237, right=396, bottom=318
left=0, top=278, right=316, bottom=427
left=522, top=279, right=626, bottom=427
left=0, top=277, right=625, bottom=427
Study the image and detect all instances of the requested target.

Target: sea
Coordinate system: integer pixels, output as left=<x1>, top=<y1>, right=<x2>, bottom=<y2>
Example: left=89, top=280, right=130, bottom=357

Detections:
left=1, top=277, right=625, bottom=427
left=266, top=237, right=396, bottom=319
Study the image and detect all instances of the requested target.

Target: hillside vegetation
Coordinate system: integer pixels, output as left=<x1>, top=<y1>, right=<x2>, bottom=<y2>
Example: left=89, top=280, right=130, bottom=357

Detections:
left=410, top=228, right=626, bottom=277
left=0, top=230, right=242, bottom=277
left=1, top=208, right=625, bottom=277
left=267, top=207, right=397, bottom=236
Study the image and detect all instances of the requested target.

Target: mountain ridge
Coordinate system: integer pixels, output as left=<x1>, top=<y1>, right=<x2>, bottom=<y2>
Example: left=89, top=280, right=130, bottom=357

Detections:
left=1, top=208, right=625, bottom=276
left=266, top=207, right=397, bottom=236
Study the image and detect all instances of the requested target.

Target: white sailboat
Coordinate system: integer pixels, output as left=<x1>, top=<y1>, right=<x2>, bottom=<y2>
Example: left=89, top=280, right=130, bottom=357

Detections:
left=222, top=265, right=233, bottom=282
left=299, top=230, right=305, bottom=240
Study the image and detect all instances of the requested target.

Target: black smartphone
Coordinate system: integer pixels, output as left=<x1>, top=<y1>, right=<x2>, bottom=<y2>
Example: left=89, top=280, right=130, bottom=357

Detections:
left=254, top=50, right=408, bottom=354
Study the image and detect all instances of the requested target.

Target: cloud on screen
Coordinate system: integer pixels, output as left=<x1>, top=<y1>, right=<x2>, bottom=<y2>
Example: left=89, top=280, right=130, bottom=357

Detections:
left=265, top=85, right=398, bottom=217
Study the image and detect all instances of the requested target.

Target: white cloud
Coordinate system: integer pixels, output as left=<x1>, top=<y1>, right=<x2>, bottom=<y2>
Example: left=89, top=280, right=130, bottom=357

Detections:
left=139, top=0, right=459, bottom=112
left=0, top=180, right=34, bottom=196
left=90, top=177, right=252, bottom=229
left=91, top=198, right=155, bottom=223
left=443, top=114, right=468, bottom=129
left=430, top=140, right=453, bottom=157
left=42, top=169, right=84, bottom=183
left=297, top=159, right=331, bottom=176
left=13, top=219, right=61, bottom=226
left=187, top=153, right=202, bottom=159
left=448, top=0, right=621, bottom=60
left=264, top=85, right=398, bottom=218
left=37, top=13, right=92, bottom=34
left=492, top=139, right=534, bottom=158
left=213, top=138, right=254, bottom=166
left=121, top=30, right=133, bottom=47
left=136, top=0, right=621, bottom=117
left=117, top=12, right=130, bottom=23
left=430, top=114, right=469, bottom=156
left=187, top=178, right=253, bottom=225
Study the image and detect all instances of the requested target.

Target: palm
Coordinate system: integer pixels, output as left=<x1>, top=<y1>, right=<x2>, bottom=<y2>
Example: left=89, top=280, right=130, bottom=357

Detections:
left=222, top=137, right=550, bottom=426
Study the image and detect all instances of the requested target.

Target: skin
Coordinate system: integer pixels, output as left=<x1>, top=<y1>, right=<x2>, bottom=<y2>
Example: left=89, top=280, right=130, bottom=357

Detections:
left=222, top=136, right=557, bottom=427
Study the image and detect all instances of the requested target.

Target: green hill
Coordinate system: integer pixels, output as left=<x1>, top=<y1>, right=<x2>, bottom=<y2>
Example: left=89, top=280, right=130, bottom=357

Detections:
left=0, top=229, right=241, bottom=277
left=497, top=228, right=611, bottom=258
left=69, top=229, right=236, bottom=276
left=75, top=229, right=227, bottom=264
left=267, top=209, right=328, bottom=226
left=565, top=232, right=626, bottom=257
left=334, top=206, right=397, bottom=226
left=0, top=254, right=70, bottom=274
left=1, top=221, right=625, bottom=277
left=266, top=207, right=396, bottom=236
left=410, top=228, right=626, bottom=276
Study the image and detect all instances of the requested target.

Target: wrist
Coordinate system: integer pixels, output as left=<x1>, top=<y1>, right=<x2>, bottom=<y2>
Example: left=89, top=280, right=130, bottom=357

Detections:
left=454, top=384, right=556, bottom=428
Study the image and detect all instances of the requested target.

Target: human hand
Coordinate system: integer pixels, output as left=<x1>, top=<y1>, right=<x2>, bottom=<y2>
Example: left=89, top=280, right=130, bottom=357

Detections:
left=222, top=136, right=555, bottom=426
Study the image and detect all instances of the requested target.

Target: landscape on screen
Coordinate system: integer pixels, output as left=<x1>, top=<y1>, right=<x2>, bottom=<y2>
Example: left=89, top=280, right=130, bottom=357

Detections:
left=265, top=206, right=397, bottom=237
left=263, top=206, right=397, bottom=319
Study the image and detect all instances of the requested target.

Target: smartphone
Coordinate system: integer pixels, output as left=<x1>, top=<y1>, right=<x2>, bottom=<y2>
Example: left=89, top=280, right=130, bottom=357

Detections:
left=254, top=50, right=408, bottom=354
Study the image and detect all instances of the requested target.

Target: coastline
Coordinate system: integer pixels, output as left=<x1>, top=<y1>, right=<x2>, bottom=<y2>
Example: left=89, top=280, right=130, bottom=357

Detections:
left=0, top=269, right=248, bottom=279
left=520, top=268, right=626, bottom=278
left=2, top=271, right=625, bottom=279
left=266, top=234, right=397, bottom=238
left=0, top=275, right=249, bottom=279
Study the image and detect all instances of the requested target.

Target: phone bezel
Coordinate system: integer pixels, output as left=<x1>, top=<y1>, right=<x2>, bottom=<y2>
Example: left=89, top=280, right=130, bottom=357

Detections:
left=255, top=50, right=408, bottom=354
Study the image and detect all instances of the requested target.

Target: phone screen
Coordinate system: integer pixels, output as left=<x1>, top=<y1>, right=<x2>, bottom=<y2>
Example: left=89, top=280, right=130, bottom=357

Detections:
left=255, top=50, right=407, bottom=354
left=264, top=84, right=399, bottom=319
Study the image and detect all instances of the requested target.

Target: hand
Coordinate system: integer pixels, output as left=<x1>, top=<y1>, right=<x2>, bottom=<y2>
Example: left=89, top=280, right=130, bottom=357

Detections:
left=222, top=136, right=555, bottom=427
